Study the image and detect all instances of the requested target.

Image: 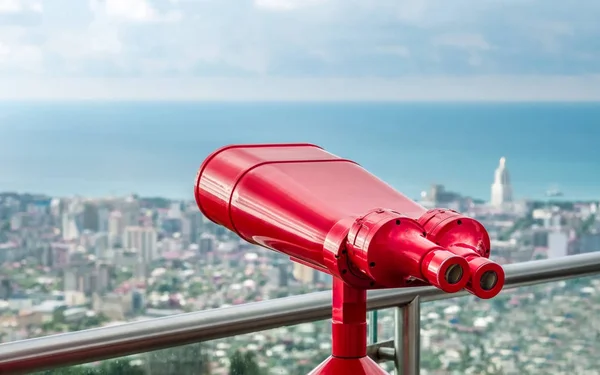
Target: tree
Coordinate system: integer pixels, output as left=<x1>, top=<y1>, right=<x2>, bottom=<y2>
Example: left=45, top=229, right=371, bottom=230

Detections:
left=147, top=342, right=211, bottom=375
left=98, top=359, right=145, bottom=375
left=68, top=313, right=110, bottom=331
left=577, top=214, right=597, bottom=236
left=35, top=366, right=93, bottom=374
left=229, top=350, right=261, bottom=375
left=421, top=350, right=442, bottom=371
left=188, top=282, right=204, bottom=298
left=35, top=359, right=144, bottom=375
left=52, top=306, right=67, bottom=325
left=113, top=268, right=134, bottom=286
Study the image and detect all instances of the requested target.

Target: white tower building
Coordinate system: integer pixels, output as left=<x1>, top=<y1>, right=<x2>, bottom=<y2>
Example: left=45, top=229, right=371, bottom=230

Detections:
left=490, top=157, right=513, bottom=207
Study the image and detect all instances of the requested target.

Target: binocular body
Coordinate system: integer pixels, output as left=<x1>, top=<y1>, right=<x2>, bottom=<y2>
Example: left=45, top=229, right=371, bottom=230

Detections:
left=195, top=143, right=503, bottom=299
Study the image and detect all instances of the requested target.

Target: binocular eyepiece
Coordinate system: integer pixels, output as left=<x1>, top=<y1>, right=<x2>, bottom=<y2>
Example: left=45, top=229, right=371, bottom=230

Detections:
left=418, top=209, right=505, bottom=299
left=195, top=143, right=504, bottom=299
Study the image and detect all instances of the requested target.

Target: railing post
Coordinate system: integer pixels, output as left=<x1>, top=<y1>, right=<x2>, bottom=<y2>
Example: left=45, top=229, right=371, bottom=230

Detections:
left=394, top=296, right=420, bottom=375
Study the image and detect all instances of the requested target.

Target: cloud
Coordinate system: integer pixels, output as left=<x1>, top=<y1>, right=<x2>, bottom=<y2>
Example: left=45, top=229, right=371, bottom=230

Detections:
left=89, top=0, right=182, bottom=23
left=432, top=33, right=491, bottom=67
left=433, top=33, right=491, bottom=51
left=0, top=41, right=42, bottom=71
left=374, top=46, right=411, bottom=58
left=0, top=0, right=42, bottom=13
left=92, top=0, right=157, bottom=21
left=0, top=0, right=42, bottom=26
left=254, top=0, right=325, bottom=11
left=0, top=0, right=20, bottom=12
left=1, top=0, right=600, bottom=99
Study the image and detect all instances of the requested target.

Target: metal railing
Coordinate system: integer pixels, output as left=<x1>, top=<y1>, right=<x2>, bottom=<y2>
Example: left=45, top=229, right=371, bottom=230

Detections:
left=1, top=252, right=600, bottom=374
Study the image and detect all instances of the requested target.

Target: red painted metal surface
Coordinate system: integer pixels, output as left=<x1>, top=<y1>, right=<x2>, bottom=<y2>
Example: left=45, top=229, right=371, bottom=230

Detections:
left=308, top=355, right=389, bottom=375
left=331, top=278, right=366, bottom=358
left=195, top=143, right=504, bottom=374
left=417, top=208, right=505, bottom=299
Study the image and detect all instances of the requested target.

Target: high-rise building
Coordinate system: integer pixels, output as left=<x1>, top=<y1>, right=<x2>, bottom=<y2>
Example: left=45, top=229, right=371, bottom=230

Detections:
left=82, top=203, right=99, bottom=231
left=61, top=212, right=81, bottom=241
left=64, top=268, right=84, bottom=293
left=120, top=196, right=140, bottom=227
left=51, top=243, right=71, bottom=268
left=182, top=211, right=203, bottom=245
left=108, top=211, right=124, bottom=247
left=10, top=212, right=26, bottom=231
left=278, top=262, right=289, bottom=288
left=168, top=202, right=183, bottom=219
left=122, top=226, right=158, bottom=263
left=199, top=233, right=215, bottom=254
left=548, top=231, right=569, bottom=259
left=293, top=262, right=317, bottom=284
left=92, top=232, right=110, bottom=259
left=98, top=207, right=110, bottom=232
left=96, top=263, right=112, bottom=292
left=490, top=157, right=513, bottom=208
left=577, top=233, right=600, bottom=254
left=50, top=198, right=63, bottom=218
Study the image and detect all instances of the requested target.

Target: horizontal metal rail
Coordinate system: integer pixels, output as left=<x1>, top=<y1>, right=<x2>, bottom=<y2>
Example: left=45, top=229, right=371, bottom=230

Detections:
left=1, top=252, right=600, bottom=374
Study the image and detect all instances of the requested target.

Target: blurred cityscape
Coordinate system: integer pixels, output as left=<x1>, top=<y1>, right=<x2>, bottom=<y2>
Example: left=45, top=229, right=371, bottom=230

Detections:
left=1, top=157, right=600, bottom=375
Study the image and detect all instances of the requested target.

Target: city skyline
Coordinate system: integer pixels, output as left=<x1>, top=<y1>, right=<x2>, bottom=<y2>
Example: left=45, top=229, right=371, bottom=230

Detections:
left=1, top=159, right=599, bottom=374
left=0, top=157, right=590, bottom=205
left=0, top=164, right=586, bottom=203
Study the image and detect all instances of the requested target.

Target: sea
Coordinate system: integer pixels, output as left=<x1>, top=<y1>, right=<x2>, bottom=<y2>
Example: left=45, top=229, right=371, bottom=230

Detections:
left=1, top=101, right=599, bottom=201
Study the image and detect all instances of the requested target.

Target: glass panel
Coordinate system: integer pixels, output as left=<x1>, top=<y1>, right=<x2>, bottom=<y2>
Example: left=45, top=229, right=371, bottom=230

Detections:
left=31, top=319, right=332, bottom=375
left=367, top=310, right=379, bottom=344
left=421, top=276, right=600, bottom=375
left=19, top=276, right=600, bottom=374
left=372, top=307, right=395, bottom=345
left=34, top=359, right=146, bottom=375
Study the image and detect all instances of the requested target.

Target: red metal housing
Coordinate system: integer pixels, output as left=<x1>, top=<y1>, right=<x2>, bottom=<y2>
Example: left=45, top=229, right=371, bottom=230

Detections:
left=194, top=143, right=482, bottom=293
left=195, top=143, right=504, bottom=375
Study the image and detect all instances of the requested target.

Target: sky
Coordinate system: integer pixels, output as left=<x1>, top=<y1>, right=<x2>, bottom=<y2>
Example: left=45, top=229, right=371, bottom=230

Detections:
left=1, top=0, right=600, bottom=100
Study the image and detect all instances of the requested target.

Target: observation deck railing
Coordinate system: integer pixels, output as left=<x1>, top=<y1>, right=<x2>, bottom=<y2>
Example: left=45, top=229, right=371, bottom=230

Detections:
left=1, top=252, right=600, bottom=375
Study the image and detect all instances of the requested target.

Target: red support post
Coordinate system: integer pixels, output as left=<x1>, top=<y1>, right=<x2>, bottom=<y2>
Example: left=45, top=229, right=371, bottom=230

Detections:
left=309, top=279, right=389, bottom=375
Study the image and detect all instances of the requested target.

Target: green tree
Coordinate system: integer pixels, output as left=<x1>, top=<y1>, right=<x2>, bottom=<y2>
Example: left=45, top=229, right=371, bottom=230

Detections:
left=577, top=214, right=596, bottom=236
left=229, top=350, right=261, bottom=375
left=52, top=306, right=67, bottom=325
left=35, top=359, right=144, bottom=375
left=113, top=268, right=134, bottom=286
left=421, top=350, right=442, bottom=370
left=498, top=214, right=535, bottom=241
left=188, top=282, right=204, bottom=298
left=68, top=313, right=110, bottom=331
left=36, top=366, right=93, bottom=374
left=98, top=359, right=145, bottom=375
left=146, top=342, right=211, bottom=375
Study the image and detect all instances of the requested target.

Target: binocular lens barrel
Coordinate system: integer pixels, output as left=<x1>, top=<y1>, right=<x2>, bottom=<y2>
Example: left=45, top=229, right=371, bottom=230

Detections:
left=480, top=270, right=499, bottom=291
left=445, top=264, right=464, bottom=285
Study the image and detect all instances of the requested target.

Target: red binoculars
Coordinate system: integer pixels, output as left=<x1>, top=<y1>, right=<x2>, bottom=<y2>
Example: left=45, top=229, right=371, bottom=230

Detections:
left=194, top=143, right=504, bottom=299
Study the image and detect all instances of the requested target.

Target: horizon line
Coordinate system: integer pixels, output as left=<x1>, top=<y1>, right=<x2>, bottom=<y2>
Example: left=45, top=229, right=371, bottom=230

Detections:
left=3, top=75, right=600, bottom=101
left=2, top=190, right=596, bottom=204
left=1, top=99, right=600, bottom=103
